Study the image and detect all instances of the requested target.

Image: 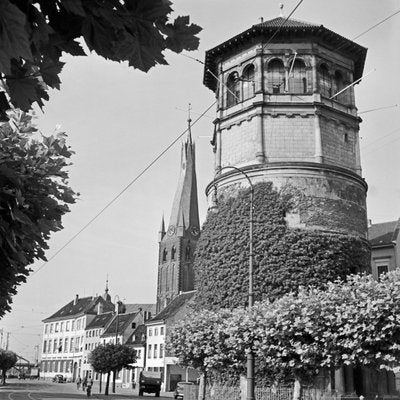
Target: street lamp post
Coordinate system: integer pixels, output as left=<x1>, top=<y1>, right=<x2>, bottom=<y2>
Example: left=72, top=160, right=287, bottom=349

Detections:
left=213, top=166, right=255, bottom=400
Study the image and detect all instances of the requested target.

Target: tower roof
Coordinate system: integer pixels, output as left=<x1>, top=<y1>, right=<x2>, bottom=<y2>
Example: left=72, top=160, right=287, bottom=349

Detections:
left=203, top=16, right=367, bottom=92
left=167, top=132, right=200, bottom=234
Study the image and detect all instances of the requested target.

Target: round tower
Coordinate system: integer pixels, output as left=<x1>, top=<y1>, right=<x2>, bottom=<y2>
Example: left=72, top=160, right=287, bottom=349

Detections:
left=204, top=17, right=368, bottom=240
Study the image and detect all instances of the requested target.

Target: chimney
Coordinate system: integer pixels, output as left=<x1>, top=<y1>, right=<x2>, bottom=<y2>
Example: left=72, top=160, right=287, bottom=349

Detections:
left=97, top=302, right=103, bottom=315
left=368, top=219, right=372, bottom=227
left=74, top=294, right=79, bottom=305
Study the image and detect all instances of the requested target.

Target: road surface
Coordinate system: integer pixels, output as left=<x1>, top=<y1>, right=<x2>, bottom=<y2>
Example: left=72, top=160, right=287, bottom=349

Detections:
left=0, top=379, right=173, bottom=400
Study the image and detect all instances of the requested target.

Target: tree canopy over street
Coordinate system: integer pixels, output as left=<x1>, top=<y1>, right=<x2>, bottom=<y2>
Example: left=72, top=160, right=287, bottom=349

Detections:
left=168, top=271, right=400, bottom=396
left=89, top=343, right=136, bottom=395
left=0, top=0, right=201, bottom=112
left=0, top=349, right=17, bottom=385
left=0, top=112, right=76, bottom=318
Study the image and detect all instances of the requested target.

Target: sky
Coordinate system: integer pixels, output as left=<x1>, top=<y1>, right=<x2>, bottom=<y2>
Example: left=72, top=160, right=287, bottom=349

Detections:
left=1, top=0, right=399, bottom=362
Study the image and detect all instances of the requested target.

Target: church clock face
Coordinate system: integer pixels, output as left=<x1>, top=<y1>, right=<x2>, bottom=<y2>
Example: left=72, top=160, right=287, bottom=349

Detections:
left=190, top=226, right=200, bottom=236
left=167, top=225, right=176, bottom=236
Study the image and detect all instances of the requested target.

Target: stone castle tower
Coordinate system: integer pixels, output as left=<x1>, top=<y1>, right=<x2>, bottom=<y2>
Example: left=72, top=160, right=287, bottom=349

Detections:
left=156, top=122, right=200, bottom=313
left=204, top=17, right=368, bottom=243
left=202, top=16, right=397, bottom=396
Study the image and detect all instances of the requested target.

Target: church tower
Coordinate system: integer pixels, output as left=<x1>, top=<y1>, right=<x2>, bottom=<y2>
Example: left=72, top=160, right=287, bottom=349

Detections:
left=156, top=117, right=200, bottom=313
left=204, top=16, right=368, bottom=243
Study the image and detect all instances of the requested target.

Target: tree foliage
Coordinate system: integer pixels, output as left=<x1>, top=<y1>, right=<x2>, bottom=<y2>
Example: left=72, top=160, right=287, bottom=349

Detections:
left=169, top=271, right=400, bottom=391
left=89, top=343, right=136, bottom=395
left=0, top=349, right=17, bottom=385
left=0, top=112, right=76, bottom=318
left=194, top=182, right=370, bottom=310
left=0, top=0, right=202, bottom=111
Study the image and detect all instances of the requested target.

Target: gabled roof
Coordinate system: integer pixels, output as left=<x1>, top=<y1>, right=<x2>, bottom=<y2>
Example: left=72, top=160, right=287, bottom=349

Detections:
left=43, top=296, right=114, bottom=322
left=126, top=324, right=147, bottom=346
left=86, top=312, right=114, bottom=329
left=101, top=312, right=138, bottom=337
left=369, top=219, right=400, bottom=247
left=148, top=291, right=195, bottom=323
left=124, top=304, right=156, bottom=315
left=204, top=16, right=367, bottom=92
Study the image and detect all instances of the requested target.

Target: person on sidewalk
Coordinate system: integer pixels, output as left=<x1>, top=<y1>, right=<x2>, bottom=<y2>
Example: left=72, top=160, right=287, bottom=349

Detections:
left=76, top=377, right=82, bottom=390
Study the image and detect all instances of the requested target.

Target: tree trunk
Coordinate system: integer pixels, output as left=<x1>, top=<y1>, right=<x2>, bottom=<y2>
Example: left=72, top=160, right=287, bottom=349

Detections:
left=293, top=378, right=302, bottom=400
left=105, top=371, right=110, bottom=395
left=200, top=370, right=207, bottom=400
left=2, top=370, right=6, bottom=386
left=112, top=370, right=116, bottom=393
left=99, top=373, right=102, bottom=393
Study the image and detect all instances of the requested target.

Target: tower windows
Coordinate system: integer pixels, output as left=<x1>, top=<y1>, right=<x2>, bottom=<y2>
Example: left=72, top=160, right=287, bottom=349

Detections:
left=162, top=248, right=167, bottom=262
left=267, top=59, right=285, bottom=94
left=242, top=64, right=255, bottom=100
left=318, top=64, right=331, bottom=97
left=333, top=71, right=351, bottom=105
left=226, top=72, right=240, bottom=107
left=171, top=246, right=176, bottom=261
left=288, top=59, right=307, bottom=93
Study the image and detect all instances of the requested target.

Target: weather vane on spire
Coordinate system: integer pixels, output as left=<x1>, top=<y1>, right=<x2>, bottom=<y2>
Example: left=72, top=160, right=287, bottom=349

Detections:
left=187, top=103, right=192, bottom=142
left=279, top=3, right=284, bottom=17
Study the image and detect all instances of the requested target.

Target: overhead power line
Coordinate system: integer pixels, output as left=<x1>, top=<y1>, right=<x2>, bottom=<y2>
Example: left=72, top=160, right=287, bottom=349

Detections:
left=32, top=100, right=217, bottom=276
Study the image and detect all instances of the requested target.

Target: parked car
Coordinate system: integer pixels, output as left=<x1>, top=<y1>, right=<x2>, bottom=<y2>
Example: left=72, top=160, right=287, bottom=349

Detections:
left=174, top=381, right=194, bottom=399
left=18, top=373, right=26, bottom=380
left=139, top=371, right=162, bottom=397
left=52, top=374, right=65, bottom=383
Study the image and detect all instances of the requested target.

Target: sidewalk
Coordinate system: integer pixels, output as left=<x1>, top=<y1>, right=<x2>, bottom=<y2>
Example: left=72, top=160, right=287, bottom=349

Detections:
left=88, top=381, right=174, bottom=398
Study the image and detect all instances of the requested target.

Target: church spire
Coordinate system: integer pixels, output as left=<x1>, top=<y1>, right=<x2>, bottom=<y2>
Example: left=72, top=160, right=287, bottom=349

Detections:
left=167, top=105, right=200, bottom=237
left=103, top=278, right=111, bottom=302
left=158, top=214, right=166, bottom=242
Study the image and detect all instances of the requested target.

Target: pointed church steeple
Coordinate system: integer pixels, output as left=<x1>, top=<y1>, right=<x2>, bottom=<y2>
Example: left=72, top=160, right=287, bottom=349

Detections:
left=167, top=104, right=200, bottom=237
left=158, top=214, right=166, bottom=242
left=156, top=107, right=200, bottom=313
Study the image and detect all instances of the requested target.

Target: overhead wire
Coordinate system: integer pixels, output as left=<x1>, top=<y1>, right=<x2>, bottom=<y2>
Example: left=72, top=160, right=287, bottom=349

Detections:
left=32, top=100, right=217, bottom=275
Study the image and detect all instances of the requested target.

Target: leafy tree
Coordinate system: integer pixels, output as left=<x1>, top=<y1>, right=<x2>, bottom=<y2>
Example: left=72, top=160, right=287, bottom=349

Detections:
left=89, top=343, right=136, bottom=395
left=167, top=309, right=238, bottom=399
left=0, top=0, right=202, bottom=112
left=0, top=350, right=17, bottom=385
left=194, top=182, right=370, bottom=310
left=169, top=271, right=400, bottom=399
left=0, top=113, right=76, bottom=318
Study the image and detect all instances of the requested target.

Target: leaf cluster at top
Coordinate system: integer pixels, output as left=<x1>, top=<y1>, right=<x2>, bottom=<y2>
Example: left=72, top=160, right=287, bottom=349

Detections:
left=0, top=0, right=202, bottom=111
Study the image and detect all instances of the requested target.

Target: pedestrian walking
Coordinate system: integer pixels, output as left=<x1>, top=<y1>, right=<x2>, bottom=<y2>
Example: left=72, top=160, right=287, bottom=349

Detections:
left=82, top=376, right=87, bottom=391
left=76, top=377, right=82, bottom=390
left=86, top=382, right=92, bottom=397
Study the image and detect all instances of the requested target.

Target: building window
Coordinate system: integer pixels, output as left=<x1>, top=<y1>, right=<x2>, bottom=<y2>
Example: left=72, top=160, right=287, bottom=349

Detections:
left=318, top=64, right=331, bottom=97
left=154, top=328, right=158, bottom=336
left=60, top=322, right=64, bottom=332
left=242, top=64, right=255, bottom=100
left=44, top=324, right=48, bottom=334
left=71, top=320, right=75, bottom=331
left=43, top=340, right=47, bottom=354
left=171, top=246, right=176, bottom=261
left=137, top=349, right=141, bottom=359
left=70, top=338, right=74, bottom=353
left=154, top=344, right=158, bottom=358
left=160, top=344, right=164, bottom=358
left=58, top=338, right=62, bottom=352
left=148, top=344, right=152, bottom=358
left=267, top=59, right=285, bottom=94
left=65, top=338, right=68, bottom=353
left=377, top=265, right=389, bottom=281
left=66, top=321, right=70, bottom=331
left=226, top=71, right=240, bottom=107
left=53, top=340, right=57, bottom=353
left=333, top=70, right=350, bottom=105
left=160, top=327, right=164, bottom=336
left=50, top=323, right=53, bottom=333
left=288, top=59, right=307, bottom=93
left=55, top=323, right=59, bottom=332
left=77, top=320, right=81, bottom=330
left=162, top=248, right=168, bottom=262
left=148, top=328, right=152, bottom=337
left=48, top=340, right=52, bottom=353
